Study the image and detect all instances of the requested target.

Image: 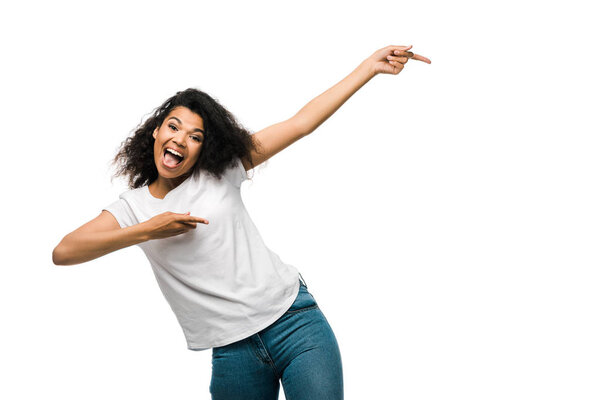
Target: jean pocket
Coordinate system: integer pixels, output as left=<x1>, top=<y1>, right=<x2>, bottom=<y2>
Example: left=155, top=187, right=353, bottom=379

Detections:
left=285, top=284, right=318, bottom=314
left=285, top=304, right=318, bottom=314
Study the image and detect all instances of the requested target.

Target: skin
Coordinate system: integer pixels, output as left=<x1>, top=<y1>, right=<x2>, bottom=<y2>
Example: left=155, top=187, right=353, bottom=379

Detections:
left=369, top=44, right=430, bottom=75
left=149, top=45, right=430, bottom=200
left=149, top=106, right=205, bottom=199
left=51, top=44, right=429, bottom=265
left=243, top=45, right=430, bottom=170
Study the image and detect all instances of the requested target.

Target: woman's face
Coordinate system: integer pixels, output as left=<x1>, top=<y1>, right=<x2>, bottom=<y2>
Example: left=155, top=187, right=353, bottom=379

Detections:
left=152, top=106, right=205, bottom=181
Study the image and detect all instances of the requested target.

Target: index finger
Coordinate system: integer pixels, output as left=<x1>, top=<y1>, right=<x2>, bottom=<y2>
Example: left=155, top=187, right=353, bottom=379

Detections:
left=411, top=53, right=431, bottom=64
left=178, top=215, right=209, bottom=223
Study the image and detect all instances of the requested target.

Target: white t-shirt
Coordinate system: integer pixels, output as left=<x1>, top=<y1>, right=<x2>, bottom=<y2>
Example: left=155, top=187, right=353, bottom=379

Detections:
left=102, top=157, right=301, bottom=351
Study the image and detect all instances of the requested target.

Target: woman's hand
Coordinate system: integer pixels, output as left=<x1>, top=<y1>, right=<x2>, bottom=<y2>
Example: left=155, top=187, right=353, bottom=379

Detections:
left=364, top=45, right=431, bottom=76
left=143, top=211, right=209, bottom=240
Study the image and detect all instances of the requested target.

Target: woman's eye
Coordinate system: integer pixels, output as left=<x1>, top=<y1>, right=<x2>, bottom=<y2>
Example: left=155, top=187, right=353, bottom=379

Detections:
left=169, top=124, right=177, bottom=131
left=192, top=136, right=202, bottom=142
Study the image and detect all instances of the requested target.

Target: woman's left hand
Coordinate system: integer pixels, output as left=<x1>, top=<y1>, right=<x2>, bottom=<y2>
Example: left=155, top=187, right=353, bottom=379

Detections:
left=365, top=45, right=431, bottom=76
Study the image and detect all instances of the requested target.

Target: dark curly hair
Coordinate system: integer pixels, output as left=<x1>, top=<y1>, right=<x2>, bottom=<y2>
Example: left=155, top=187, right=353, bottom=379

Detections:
left=110, top=88, right=261, bottom=189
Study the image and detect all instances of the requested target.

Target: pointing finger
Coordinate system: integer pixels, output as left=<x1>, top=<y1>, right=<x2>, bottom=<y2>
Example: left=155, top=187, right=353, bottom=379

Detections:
left=393, top=49, right=431, bottom=64
left=177, top=215, right=209, bottom=224
left=411, top=53, right=431, bottom=64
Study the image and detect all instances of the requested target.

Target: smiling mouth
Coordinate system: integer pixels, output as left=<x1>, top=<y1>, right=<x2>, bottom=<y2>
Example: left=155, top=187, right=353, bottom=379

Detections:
left=163, top=148, right=184, bottom=168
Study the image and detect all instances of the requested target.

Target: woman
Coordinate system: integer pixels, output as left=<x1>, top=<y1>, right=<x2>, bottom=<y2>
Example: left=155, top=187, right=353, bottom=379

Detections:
left=53, top=44, right=431, bottom=400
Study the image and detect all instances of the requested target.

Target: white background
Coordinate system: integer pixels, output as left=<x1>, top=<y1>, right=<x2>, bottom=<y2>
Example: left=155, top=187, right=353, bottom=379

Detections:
left=1, top=0, right=598, bottom=399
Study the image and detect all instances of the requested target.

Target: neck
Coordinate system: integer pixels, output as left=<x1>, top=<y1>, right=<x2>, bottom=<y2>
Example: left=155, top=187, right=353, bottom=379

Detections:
left=150, top=172, right=191, bottom=198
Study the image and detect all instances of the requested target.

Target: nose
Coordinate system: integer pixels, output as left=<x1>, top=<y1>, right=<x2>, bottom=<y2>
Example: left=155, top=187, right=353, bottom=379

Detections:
left=172, top=131, right=187, bottom=148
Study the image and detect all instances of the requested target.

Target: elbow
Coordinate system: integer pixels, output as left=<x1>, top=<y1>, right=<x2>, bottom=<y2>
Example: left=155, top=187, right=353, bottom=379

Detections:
left=52, top=242, right=71, bottom=266
left=291, top=116, right=312, bottom=137
left=52, top=246, right=65, bottom=266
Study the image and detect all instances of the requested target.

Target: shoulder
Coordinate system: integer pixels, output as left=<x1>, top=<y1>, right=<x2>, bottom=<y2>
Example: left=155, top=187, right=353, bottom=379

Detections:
left=118, top=186, right=146, bottom=202
left=222, top=157, right=249, bottom=188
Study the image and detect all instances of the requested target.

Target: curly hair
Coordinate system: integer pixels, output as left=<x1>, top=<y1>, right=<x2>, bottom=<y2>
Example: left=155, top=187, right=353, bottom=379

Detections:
left=111, top=88, right=261, bottom=189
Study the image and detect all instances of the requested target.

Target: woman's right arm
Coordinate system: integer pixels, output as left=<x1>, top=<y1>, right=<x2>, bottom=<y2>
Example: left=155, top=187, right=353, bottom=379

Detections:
left=52, top=210, right=208, bottom=266
left=52, top=210, right=150, bottom=266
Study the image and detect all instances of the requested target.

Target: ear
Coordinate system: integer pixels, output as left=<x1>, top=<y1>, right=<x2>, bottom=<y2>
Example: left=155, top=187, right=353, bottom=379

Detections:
left=153, top=127, right=158, bottom=139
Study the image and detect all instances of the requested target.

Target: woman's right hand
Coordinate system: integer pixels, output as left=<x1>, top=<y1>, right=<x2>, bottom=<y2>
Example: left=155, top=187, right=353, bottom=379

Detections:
left=143, top=211, right=209, bottom=240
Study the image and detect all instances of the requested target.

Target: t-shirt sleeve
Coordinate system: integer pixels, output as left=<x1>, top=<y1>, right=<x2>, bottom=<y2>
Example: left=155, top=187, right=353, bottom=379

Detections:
left=102, top=197, right=137, bottom=228
left=226, top=157, right=249, bottom=188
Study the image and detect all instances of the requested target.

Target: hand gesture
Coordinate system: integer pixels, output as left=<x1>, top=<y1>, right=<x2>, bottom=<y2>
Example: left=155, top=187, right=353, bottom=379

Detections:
left=365, top=45, right=431, bottom=76
left=144, top=211, right=209, bottom=240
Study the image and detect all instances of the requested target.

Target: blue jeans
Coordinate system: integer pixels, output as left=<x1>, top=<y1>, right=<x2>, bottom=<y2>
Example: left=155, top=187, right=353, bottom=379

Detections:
left=210, top=278, right=344, bottom=399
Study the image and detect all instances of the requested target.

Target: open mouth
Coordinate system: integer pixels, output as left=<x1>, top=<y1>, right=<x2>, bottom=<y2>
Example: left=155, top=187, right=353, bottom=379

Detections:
left=163, top=148, right=184, bottom=168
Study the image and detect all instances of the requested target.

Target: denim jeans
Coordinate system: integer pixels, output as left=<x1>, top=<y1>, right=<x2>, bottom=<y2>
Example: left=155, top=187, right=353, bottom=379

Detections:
left=209, top=278, right=344, bottom=399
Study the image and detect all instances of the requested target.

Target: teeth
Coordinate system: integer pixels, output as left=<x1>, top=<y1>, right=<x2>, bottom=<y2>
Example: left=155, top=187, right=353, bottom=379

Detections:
left=165, top=148, right=183, bottom=158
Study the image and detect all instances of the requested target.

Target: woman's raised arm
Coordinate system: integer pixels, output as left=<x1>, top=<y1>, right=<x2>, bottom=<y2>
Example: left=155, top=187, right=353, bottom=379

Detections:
left=244, top=44, right=431, bottom=170
left=293, top=44, right=430, bottom=134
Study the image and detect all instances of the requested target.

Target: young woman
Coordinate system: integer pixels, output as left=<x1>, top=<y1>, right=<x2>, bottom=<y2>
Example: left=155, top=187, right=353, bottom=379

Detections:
left=53, top=44, right=430, bottom=400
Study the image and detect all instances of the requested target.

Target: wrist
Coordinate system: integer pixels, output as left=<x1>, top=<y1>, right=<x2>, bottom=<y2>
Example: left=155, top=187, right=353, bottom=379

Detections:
left=358, top=59, right=376, bottom=80
left=135, top=221, right=153, bottom=242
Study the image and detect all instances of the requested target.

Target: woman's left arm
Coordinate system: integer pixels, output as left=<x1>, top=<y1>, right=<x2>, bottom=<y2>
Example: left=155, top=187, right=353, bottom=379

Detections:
left=293, top=44, right=430, bottom=134
left=243, top=44, right=431, bottom=170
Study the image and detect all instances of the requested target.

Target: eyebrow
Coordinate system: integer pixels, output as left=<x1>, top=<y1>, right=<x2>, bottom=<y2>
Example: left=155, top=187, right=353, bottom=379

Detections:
left=168, top=117, right=205, bottom=135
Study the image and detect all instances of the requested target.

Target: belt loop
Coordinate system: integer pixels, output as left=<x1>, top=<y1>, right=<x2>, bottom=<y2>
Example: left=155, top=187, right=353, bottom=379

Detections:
left=298, top=272, right=307, bottom=288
